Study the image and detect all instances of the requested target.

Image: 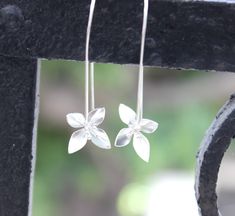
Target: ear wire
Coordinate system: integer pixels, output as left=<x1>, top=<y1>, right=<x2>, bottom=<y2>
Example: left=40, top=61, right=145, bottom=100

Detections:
left=85, top=0, right=96, bottom=119
left=90, top=62, right=95, bottom=110
left=137, top=0, right=149, bottom=123
left=86, top=0, right=149, bottom=122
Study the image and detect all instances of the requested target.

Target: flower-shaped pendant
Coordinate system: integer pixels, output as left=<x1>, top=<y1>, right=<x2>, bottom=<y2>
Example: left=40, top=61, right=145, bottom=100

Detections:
left=115, top=104, right=158, bottom=162
left=66, top=107, right=111, bottom=153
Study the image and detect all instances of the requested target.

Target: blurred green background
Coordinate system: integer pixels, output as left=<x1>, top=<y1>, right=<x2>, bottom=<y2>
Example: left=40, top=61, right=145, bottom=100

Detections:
left=32, top=60, right=235, bottom=216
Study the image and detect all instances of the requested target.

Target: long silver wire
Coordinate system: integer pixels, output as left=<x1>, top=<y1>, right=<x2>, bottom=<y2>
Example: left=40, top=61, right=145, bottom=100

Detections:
left=137, top=0, right=149, bottom=123
left=90, top=62, right=95, bottom=110
left=85, top=0, right=96, bottom=119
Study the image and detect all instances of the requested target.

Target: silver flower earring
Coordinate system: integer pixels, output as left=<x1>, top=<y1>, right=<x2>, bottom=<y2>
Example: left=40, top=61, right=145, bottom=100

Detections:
left=115, top=0, right=159, bottom=162
left=66, top=0, right=111, bottom=154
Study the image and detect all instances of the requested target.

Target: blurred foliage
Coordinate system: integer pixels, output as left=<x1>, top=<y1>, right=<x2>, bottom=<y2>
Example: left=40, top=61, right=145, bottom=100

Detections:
left=33, top=60, right=220, bottom=216
left=118, top=183, right=149, bottom=216
left=41, top=60, right=131, bottom=89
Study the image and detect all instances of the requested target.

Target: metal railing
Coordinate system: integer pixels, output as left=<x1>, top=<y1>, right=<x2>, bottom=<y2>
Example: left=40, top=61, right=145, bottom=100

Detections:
left=0, top=0, right=235, bottom=215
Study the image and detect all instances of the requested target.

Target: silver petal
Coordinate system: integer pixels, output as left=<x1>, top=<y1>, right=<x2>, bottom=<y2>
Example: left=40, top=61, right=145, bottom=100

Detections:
left=66, top=113, right=86, bottom=128
left=140, top=119, right=159, bottom=133
left=133, top=132, right=150, bottom=162
left=88, top=107, right=105, bottom=126
left=68, top=129, right=87, bottom=154
left=115, top=128, right=133, bottom=147
left=119, top=104, right=136, bottom=125
left=90, top=127, right=111, bottom=149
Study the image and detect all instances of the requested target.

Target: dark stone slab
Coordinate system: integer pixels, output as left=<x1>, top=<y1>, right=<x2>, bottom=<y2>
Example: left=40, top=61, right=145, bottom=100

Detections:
left=0, top=1, right=235, bottom=71
left=0, top=55, right=37, bottom=216
left=195, top=94, right=235, bottom=216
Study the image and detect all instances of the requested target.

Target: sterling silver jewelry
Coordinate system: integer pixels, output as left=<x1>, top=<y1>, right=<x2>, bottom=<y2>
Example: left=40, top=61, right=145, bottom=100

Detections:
left=115, top=0, right=159, bottom=162
left=66, top=0, right=111, bottom=154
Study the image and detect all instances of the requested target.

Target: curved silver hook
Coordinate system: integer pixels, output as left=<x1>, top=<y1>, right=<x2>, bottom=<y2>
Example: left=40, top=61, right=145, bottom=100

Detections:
left=137, top=0, right=149, bottom=122
left=85, top=0, right=96, bottom=119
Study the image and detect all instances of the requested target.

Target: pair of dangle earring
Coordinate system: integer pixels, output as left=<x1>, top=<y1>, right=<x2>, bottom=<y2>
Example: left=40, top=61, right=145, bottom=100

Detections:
left=66, top=0, right=111, bottom=153
left=66, top=0, right=158, bottom=162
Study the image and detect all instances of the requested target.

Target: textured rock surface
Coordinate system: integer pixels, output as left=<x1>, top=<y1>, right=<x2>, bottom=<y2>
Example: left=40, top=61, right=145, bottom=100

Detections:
left=0, top=0, right=235, bottom=71
left=195, top=94, right=235, bottom=216
left=0, top=55, right=37, bottom=216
